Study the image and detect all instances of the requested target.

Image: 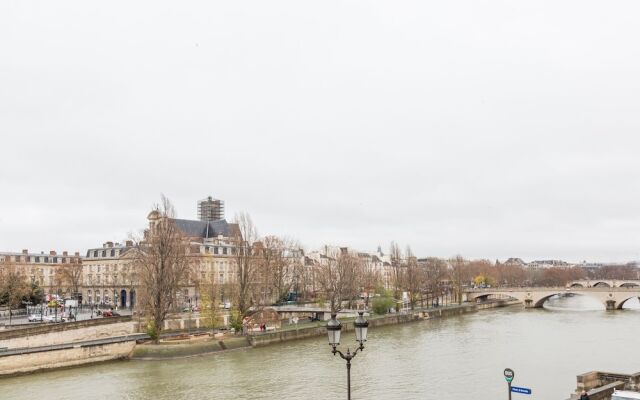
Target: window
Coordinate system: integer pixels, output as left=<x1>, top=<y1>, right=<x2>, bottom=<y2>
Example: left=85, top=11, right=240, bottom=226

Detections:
left=35, top=256, right=40, bottom=263
left=26, top=256, right=30, bottom=262
left=93, top=250, right=98, bottom=258
left=44, top=256, right=49, bottom=263
left=223, top=247, right=227, bottom=255
left=101, top=250, right=106, bottom=257
left=214, top=247, right=219, bottom=255
left=53, top=257, right=57, bottom=263
left=110, top=249, right=115, bottom=257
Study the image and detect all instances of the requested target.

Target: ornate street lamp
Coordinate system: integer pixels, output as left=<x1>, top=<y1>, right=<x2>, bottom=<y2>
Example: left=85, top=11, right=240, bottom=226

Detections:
left=326, top=311, right=369, bottom=400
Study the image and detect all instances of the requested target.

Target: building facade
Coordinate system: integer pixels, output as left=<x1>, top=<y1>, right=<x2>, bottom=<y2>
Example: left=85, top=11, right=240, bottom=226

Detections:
left=0, top=249, right=82, bottom=300
left=82, top=241, right=137, bottom=308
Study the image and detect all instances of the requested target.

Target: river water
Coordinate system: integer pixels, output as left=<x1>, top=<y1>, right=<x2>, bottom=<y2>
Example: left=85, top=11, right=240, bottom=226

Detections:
left=2, top=296, right=639, bottom=400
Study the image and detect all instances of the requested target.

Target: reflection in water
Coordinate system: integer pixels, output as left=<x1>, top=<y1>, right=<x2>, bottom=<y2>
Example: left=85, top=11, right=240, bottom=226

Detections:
left=2, top=305, right=640, bottom=400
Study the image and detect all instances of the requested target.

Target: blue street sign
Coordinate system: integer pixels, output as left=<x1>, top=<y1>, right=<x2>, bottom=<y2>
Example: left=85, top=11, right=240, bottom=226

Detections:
left=511, top=386, right=532, bottom=395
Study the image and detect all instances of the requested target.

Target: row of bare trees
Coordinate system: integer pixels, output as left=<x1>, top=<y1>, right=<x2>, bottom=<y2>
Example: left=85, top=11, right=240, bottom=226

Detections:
left=313, top=243, right=631, bottom=313
left=61, top=195, right=640, bottom=340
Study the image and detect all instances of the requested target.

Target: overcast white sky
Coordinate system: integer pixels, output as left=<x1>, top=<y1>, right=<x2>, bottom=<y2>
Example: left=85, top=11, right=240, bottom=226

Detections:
left=1, top=1, right=640, bottom=262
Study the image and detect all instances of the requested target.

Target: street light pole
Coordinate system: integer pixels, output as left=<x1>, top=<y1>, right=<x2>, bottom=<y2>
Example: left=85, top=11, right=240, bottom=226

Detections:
left=504, top=368, right=515, bottom=400
left=326, top=312, right=370, bottom=400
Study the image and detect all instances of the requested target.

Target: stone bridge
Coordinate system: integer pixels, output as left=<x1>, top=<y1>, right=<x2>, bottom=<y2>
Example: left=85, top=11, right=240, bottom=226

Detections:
left=567, top=279, right=640, bottom=288
left=464, top=287, right=640, bottom=310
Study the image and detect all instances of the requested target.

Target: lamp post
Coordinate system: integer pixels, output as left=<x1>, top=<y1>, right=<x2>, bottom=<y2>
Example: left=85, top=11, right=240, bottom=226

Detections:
left=326, top=311, right=369, bottom=400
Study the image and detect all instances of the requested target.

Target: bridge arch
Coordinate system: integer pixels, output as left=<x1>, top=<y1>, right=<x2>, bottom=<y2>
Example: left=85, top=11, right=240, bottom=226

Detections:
left=619, top=283, right=639, bottom=288
left=593, top=282, right=611, bottom=288
left=569, top=283, right=584, bottom=288
left=616, top=296, right=640, bottom=310
left=533, top=293, right=566, bottom=308
left=468, top=292, right=521, bottom=303
left=532, top=292, right=604, bottom=309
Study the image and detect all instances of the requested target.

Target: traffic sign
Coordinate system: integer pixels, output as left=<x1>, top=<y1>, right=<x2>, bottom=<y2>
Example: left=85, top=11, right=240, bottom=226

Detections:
left=511, top=386, right=532, bottom=395
left=504, top=368, right=515, bottom=383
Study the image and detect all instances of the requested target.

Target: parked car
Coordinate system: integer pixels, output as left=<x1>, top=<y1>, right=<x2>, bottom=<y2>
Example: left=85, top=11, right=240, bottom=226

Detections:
left=28, top=314, right=41, bottom=322
left=102, top=310, right=113, bottom=317
left=111, top=311, right=121, bottom=317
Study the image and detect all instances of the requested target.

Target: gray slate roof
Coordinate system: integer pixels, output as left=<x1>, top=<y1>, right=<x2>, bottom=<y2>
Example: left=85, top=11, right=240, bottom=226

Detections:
left=172, top=218, right=231, bottom=239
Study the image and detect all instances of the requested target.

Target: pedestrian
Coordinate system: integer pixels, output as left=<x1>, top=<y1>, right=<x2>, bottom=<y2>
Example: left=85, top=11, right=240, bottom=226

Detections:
left=579, top=390, right=589, bottom=400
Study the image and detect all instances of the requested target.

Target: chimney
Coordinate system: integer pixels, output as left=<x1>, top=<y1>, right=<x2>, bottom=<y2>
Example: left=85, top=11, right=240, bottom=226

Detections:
left=63, top=251, right=68, bottom=257
left=74, top=252, right=80, bottom=257
left=22, top=249, right=28, bottom=255
left=50, top=250, right=56, bottom=256
left=107, top=241, right=114, bottom=248
left=125, top=240, right=133, bottom=247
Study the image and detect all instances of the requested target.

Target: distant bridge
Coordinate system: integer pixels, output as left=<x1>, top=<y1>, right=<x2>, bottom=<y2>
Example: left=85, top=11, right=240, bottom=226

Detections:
left=566, top=279, right=640, bottom=288
left=464, top=286, right=640, bottom=310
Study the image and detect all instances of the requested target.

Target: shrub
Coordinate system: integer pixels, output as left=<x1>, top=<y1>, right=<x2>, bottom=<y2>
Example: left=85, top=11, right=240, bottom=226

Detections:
left=229, top=309, right=243, bottom=333
left=146, top=320, right=159, bottom=342
left=372, top=296, right=394, bottom=315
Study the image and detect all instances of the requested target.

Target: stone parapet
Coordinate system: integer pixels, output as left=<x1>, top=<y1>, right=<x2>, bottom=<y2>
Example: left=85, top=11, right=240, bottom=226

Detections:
left=0, top=341, right=136, bottom=377
left=1, top=319, right=136, bottom=349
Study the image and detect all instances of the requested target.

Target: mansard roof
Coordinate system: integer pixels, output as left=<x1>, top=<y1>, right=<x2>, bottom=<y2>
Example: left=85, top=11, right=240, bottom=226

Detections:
left=171, top=218, right=232, bottom=239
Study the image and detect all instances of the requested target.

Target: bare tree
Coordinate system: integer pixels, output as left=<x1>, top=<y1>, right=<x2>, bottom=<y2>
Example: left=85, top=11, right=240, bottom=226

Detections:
left=59, top=257, right=83, bottom=296
left=404, top=246, right=424, bottom=310
left=424, top=257, right=448, bottom=306
left=232, top=212, right=258, bottom=319
left=0, top=258, right=28, bottom=324
left=315, top=247, right=361, bottom=313
left=360, top=255, right=382, bottom=309
left=132, top=196, right=193, bottom=340
left=199, top=273, right=220, bottom=334
left=450, top=255, right=469, bottom=304
left=389, top=241, right=404, bottom=301
left=259, top=236, right=300, bottom=305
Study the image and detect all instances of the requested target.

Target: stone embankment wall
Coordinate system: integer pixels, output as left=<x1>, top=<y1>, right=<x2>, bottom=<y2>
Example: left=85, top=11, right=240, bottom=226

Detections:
left=0, top=317, right=139, bottom=378
left=249, top=300, right=519, bottom=347
left=1, top=318, right=136, bottom=349
left=0, top=341, right=135, bottom=377
left=566, top=370, right=640, bottom=400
